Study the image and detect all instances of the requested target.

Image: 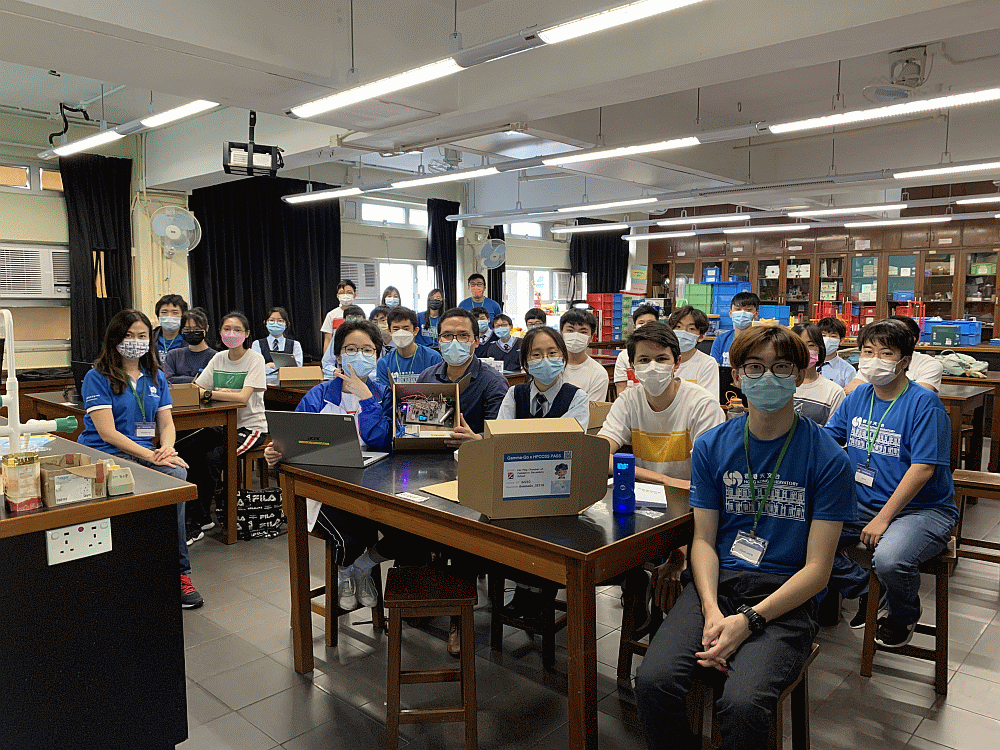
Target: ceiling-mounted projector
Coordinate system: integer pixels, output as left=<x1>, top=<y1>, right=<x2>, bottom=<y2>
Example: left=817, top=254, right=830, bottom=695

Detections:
left=223, top=110, right=283, bottom=177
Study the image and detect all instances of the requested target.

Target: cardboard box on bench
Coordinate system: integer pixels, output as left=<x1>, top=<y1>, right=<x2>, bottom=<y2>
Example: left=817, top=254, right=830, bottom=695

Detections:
left=457, top=417, right=610, bottom=519
left=169, top=383, right=201, bottom=408
left=588, top=401, right=613, bottom=435
left=278, top=365, right=324, bottom=386
left=392, top=382, right=461, bottom=451
left=40, top=453, right=107, bottom=507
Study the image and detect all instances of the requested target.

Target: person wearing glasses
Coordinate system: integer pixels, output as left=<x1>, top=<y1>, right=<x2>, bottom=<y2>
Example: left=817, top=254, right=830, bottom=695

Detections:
left=322, top=306, right=367, bottom=377
left=458, top=273, right=502, bottom=323
left=823, top=319, right=956, bottom=644
left=635, top=325, right=855, bottom=750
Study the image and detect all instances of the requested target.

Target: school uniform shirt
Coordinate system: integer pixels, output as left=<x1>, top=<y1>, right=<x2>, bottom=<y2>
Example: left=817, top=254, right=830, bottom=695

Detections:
left=822, top=355, right=856, bottom=389
left=793, top=375, right=845, bottom=426
left=709, top=328, right=736, bottom=367
left=599, top=380, right=725, bottom=482
left=458, top=296, right=503, bottom=322
left=195, top=349, right=268, bottom=433
left=676, top=350, right=721, bottom=401
left=416, top=356, right=509, bottom=435
left=690, top=416, right=856, bottom=577
left=851, top=350, right=943, bottom=391
left=614, top=350, right=640, bottom=389
left=376, top=344, right=443, bottom=389
left=163, top=346, right=217, bottom=384
left=496, top=375, right=590, bottom=429
left=824, top=382, right=957, bottom=521
left=483, top=336, right=521, bottom=371
left=474, top=330, right=497, bottom=358
left=564, top=356, right=611, bottom=402
left=295, top=377, right=390, bottom=531
left=251, top=335, right=304, bottom=384
left=416, top=311, right=441, bottom=347
left=320, top=307, right=346, bottom=333
left=79, top=368, right=173, bottom=453
left=153, top=326, right=185, bottom=359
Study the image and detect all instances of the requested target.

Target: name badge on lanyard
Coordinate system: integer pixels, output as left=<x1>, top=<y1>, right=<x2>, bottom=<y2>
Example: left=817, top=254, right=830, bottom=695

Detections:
left=731, top=530, right=768, bottom=567
left=855, top=465, right=876, bottom=487
left=136, top=421, right=156, bottom=438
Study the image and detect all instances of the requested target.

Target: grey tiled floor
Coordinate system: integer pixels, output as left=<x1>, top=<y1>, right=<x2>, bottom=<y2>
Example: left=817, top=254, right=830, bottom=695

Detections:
left=178, top=482, right=1000, bottom=749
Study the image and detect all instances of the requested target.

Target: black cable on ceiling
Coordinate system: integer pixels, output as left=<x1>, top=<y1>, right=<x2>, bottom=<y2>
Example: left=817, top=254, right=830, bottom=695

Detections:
left=48, top=102, right=92, bottom=145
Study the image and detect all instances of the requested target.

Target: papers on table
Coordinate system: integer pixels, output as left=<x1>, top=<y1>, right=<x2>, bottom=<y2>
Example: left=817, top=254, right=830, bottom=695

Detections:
left=606, top=478, right=668, bottom=509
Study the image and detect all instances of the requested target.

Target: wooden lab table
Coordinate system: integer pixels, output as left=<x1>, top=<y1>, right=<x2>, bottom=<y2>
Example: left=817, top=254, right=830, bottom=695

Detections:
left=265, top=384, right=312, bottom=411
left=28, top=391, right=244, bottom=544
left=941, top=371, right=1000, bottom=473
left=937, top=384, right=991, bottom=471
left=281, top=454, right=692, bottom=750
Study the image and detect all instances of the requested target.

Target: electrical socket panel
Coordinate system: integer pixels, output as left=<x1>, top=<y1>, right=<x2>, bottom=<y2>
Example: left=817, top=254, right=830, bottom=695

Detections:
left=46, top=518, right=113, bottom=566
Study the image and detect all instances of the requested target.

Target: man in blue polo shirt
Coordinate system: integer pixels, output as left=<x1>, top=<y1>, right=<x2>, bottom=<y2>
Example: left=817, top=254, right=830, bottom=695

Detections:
left=416, top=307, right=508, bottom=444
left=458, top=273, right=502, bottom=323
left=376, top=307, right=442, bottom=389
left=824, top=319, right=957, bottom=646
left=710, top=292, right=759, bottom=367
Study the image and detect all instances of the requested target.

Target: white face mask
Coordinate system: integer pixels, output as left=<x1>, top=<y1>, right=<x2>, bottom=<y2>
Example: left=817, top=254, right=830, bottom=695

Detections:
left=391, top=330, right=415, bottom=349
left=338, top=294, right=355, bottom=306
left=633, top=361, right=676, bottom=397
left=563, top=331, right=591, bottom=354
left=859, top=356, right=902, bottom=385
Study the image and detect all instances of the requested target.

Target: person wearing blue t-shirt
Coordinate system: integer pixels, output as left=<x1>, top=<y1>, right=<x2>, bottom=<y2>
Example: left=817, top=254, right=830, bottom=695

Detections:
left=458, top=273, right=502, bottom=322
left=635, top=326, right=855, bottom=750
left=824, top=319, right=957, bottom=647
left=79, top=308, right=203, bottom=610
left=710, top=292, right=759, bottom=367
left=416, top=288, right=445, bottom=347
left=376, top=307, right=443, bottom=389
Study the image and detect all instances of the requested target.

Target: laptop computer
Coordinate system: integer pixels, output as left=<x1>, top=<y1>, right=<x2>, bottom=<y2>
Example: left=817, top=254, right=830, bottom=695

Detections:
left=265, top=411, right=389, bottom=468
left=270, top=352, right=299, bottom=369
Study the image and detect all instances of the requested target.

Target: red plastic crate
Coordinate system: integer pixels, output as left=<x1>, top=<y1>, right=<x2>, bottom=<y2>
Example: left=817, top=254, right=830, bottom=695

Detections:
left=860, top=306, right=876, bottom=316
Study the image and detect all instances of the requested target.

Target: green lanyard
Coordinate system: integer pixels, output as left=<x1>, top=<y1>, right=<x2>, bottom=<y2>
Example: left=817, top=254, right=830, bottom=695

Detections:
left=864, top=380, right=908, bottom=465
left=128, top=375, right=148, bottom=421
left=743, top=414, right=798, bottom=538
left=392, top=349, right=415, bottom=377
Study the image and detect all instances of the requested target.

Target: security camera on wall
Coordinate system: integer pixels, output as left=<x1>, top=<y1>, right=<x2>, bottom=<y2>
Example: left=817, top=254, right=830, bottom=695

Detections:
left=223, top=110, right=283, bottom=177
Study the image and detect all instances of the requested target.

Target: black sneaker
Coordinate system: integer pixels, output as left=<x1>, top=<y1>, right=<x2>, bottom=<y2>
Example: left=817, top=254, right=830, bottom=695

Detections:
left=849, top=591, right=888, bottom=629
left=874, top=613, right=918, bottom=648
left=181, top=574, right=204, bottom=609
left=186, top=525, right=205, bottom=546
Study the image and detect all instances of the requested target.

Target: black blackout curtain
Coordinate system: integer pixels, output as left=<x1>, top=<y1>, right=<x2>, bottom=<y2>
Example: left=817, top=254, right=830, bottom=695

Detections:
left=188, top=177, right=341, bottom=360
left=426, top=198, right=461, bottom=309
left=486, top=224, right=505, bottom=306
left=61, top=153, right=133, bottom=386
left=569, top=218, right=630, bottom=294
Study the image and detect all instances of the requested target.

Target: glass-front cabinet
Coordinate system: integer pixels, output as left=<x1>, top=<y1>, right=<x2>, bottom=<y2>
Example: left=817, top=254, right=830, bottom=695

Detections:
left=850, top=255, right=879, bottom=304
left=785, top=256, right=811, bottom=323
left=757, top=258, right=783, bottom=304
left=923, top=253, right=956, bottom=319
left=674, top=261, right=696, bottom=301
left=727, top=259, right=751, bottom=283
left=886, top=254, right=918, bottom=316
left=965, top=251, right=997, bottom=319
left=817, top=256, right=845, bottom=305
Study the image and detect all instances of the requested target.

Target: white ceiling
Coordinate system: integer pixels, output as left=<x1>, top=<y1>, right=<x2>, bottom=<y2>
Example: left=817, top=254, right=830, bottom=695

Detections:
left=2, top=0, right=1000, bottom=212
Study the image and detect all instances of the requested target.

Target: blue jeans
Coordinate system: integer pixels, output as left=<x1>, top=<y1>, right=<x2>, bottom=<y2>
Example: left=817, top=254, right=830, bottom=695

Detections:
left=830, top=504, right=956, bottom=625
left=106, top=450, right=190, bottom=575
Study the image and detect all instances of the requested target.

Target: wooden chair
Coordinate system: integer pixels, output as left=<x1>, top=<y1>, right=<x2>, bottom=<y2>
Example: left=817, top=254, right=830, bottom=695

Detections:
left=306, top=530, right=385, bottom=647
left=686, top=643, right=819, bottom=750
left=617, top=564, right=665, bottom=687
left=953, top=469, right=1000, bottom=567
left=487, top=572, right=567, bottom=669
left=240, top=440, right=271, bottom=490
left=385, top=566, right=478, bottom=750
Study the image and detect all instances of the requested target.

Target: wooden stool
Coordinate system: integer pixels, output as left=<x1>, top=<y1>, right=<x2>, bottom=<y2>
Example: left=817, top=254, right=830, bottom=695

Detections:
left=385, top=566, right=478, bottom=750
left=859, top=543, right=956, bottom=695
left=306, top=530, right=385, bottom=647
left=686, top=643, right=819, bottom=750
left=953, top=469, right=1000, bottom=567
left=617, top=565, right=664, bottom=687
left=240, top=440, right=271, bottom=490
left=488, top=572, right=567, bottom=669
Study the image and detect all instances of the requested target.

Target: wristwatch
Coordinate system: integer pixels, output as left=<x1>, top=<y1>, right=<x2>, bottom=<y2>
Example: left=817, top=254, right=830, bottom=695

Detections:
left=737, top=604, right=766, bottom=633
left=201, top=389, right=214, bottom=404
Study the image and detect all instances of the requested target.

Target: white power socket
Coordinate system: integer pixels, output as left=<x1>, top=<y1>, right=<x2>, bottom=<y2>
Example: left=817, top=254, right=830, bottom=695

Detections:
left=46, top=518, right=113, bottom=566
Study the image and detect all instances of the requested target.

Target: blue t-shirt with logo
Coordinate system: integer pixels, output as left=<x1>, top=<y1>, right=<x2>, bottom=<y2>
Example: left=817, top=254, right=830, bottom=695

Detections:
left=710, top=328, right=736, bottom=366
left=690, top=415, right=856, bottom=576
left=824, top=382, right=957, bottom=520
left=79, top=368, right=173, bottom=452
left=458, top=296, right=503, bottom=322
left=376, top=344, right=443, bottom=390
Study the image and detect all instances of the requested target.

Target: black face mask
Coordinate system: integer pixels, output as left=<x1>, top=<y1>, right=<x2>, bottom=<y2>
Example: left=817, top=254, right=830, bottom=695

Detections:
left=182, top=329, right=206, bottom=346
left=428, top=299, right=443, bottom=310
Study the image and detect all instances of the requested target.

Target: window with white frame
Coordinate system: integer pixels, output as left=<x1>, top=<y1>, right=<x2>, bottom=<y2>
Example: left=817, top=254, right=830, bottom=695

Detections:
left=502, top=268, right=586, bottom=328
left=506, top=222, right=543, bottom=238
left=0, top=162, right=63, bottom=194
left=356, top=200, right=429, bottom=229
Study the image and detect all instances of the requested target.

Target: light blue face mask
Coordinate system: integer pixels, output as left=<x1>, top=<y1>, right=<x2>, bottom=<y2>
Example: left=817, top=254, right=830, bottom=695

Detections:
left=266, top=321, right=286, bottom=336
left=340, top=351, right=377, bottom=380
left=477, top=320, right=489, bottom=333
left=823, top=336, right=840, bottom=356
left=385, top=298, right=400, bottom=308
left=732, top=310, right=754, bottom=330
left=440, top=339, right=472, bottom=366
left=739, top=372, right=796, bottom=412
left=527, top=356, right=564, bottom=386
left=493, top=326, right=510, bottom=340
left=674, top=329, right=699, bottom=353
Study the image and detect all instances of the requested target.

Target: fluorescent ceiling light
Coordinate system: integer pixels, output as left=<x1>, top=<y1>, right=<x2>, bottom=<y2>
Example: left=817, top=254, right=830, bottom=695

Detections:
left=844, top=216, right=951, bottom=228
left=789, top=203, right=907, bottom=217
left=284, top=186, right=362, bottom=204
left=53, top=128, right=124, bottom=156
left=391, top=166, right=498, bottom=188
left=140, top=100, right=218, bottom=127
left=625, top=230, right=696, bottom=241
left=657, top=213, right=748, bottom=226
left=894, top=161, right=1000, bottom=180
left=769, top=88, right=1000, bottom=134
left=556, top=197, right=657, bottom=213
left=290, top=58, right=461, bottom=118
left=724, top=224, right=806, bottom=235
left=551, top=223, right=629, bottom=234
left=955, top=196, right=1000, bottom=205
left=543, top=137, right=700, bottom=166
left=538, top=0, right=708, bottom=44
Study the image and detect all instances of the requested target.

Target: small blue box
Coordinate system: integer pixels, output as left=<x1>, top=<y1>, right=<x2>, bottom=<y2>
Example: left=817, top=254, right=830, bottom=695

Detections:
left=892, top=291, right=915, bottom=301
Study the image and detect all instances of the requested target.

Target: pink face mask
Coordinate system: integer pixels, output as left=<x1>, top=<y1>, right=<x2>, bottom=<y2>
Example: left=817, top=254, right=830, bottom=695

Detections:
left=808, top=351, right=819, bottom=368
left=221, top=331, right=246, bottom=349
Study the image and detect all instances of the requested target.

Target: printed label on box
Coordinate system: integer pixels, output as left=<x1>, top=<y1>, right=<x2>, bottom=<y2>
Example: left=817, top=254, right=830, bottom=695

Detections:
left=53, top=473, right=93, bottom=504
left=502, top=451, right=572, bottom=500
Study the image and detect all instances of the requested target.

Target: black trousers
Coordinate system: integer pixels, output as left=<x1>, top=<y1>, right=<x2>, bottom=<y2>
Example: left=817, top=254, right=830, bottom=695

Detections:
left=634, top=569, right=817, bottom=750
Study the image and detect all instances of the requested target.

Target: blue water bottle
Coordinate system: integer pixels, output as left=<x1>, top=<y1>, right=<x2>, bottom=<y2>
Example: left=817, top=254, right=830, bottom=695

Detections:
left=613, top=453, right=636, bottom=514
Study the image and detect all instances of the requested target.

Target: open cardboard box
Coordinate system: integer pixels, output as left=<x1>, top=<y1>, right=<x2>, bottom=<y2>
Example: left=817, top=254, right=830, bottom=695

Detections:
left=588, top=401, right=613, bottom=435
left=278, top=365, right=324, bottom=386
left=169, top=383, right=201, bottom=408
left=392, top=382, right=460, bottom=451
left=40, top=453, right=108, bottom=507
left=457, top=417, right=610, bottom=519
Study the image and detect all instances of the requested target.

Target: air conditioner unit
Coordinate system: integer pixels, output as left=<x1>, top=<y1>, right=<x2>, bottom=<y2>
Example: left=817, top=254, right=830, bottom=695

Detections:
left=0, top=243, right=71, bottom=301
left=340, top=259, right=379, bottom=302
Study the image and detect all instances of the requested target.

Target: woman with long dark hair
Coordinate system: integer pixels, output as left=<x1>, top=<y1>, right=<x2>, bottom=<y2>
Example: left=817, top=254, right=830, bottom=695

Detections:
left=417, top=287, right=445, bottom=346
left=78, top=308, right=203, bottom=609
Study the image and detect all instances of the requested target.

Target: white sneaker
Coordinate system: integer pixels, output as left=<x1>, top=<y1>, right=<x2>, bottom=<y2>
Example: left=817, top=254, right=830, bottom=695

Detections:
left=355, top=572, right=379, bottom=608
left=338, top=577, right=358, bottom=610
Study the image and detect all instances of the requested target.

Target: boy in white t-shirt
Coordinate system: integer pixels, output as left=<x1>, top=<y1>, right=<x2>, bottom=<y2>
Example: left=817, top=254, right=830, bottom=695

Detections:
left=845, top=315, right=943, bottom=393
left=791, top=323, right=845, bottom=425
left=817, top=316, right=856, bottom=389
left=320, top=279, right=359, bottom=354
left=560, top=308, right=611, bottom=402
left=614, top=304, right=660, bottom=393
left=667, top=305, right=720, bottom=402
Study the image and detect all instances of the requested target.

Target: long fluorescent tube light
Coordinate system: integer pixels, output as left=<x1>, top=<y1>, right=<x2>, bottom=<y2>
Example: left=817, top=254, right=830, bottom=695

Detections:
left=290, top=58, right=461, bottom=118
left=391, top=166, right=498, bottom=189
left=551, top=223, right=629, bottom=234
left=283, top=187, right=362, bottom=205
left=625, top=230, right=696, bottom=241
left=956, top=196, right=1000, bottom=205
left=52, top=128, right=124, bottom=156
left=657, top=213, right=748, bottom=226
left=556, top=197, right=658, bottom=213
left=894, top=160, right=1000, bottom=180
left=543, top=137, right=700, bottom=167
left=769, top=88, right=1000, bottom=134
left=140, top=99, right=218, bottom=127
left=724, top=224, right=806, bottom=235
left=844, top=216, right=951, bottom=228
left=538, top=0, right=708, bottom=44
left=789, top=203, right=907, bottom=218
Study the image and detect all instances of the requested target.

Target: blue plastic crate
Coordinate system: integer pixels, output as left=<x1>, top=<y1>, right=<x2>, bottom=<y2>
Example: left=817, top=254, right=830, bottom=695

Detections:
left=961, top=333, right=980, bottom=346
left=709, top=281, right=751, bottom=295
left=952, top=320, right=982, bottom=338
left=892, top=291, right=915, bottom=301
left=718, top=314, right=732, bottom=329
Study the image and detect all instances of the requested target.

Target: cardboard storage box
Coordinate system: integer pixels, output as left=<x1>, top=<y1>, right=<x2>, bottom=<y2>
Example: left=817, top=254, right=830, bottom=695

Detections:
left=169, top=383, right=201, bottom=407
left=457, top=417, right=610, bottom=519
left=588, top=401, right=613, bottom=435
left=392, top=382, right=461, bottom=450
left=278, top=365, right=323, bottom=386
left=40, top=453, right=108, bottom=507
